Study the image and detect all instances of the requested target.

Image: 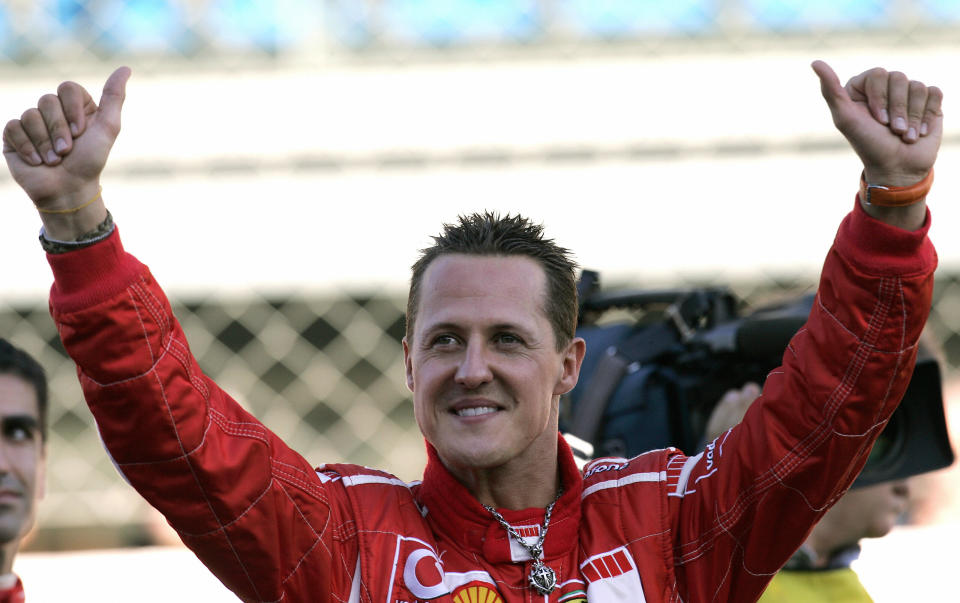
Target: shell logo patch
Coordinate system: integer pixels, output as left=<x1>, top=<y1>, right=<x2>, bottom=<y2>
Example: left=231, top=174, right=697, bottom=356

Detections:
left=451, top=583, right=504, bottom=603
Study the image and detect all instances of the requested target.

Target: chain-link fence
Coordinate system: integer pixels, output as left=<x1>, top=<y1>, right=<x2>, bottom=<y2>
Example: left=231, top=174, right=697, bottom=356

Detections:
left=4, top=271, right=958, bottom=549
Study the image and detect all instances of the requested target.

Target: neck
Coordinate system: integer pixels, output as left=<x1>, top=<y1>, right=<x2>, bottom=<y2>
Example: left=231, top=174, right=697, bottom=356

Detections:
left=437, top=437, right=561, bottom=510
left=805, top=527, right=855, bottom=568
left=460, top=456, right=562, bottom=510
left=0, top=541, right=17, bottom=575
left=477, top=464, right=561, bottom=510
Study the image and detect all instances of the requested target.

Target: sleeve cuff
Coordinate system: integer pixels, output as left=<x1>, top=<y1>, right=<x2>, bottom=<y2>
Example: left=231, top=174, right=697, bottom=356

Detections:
left=47, top=226, right=147, bottom=314
left=834, top=195, right=937, bottom=277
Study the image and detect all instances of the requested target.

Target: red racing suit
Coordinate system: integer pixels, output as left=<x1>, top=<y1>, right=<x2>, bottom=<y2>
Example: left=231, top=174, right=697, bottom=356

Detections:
left=0, top=577, right=25, bottom=603
left=46, top=200, right=935, bottom=602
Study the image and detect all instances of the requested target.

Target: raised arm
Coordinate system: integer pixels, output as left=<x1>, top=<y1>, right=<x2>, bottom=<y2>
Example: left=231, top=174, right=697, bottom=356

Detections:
left=661, top=62, right=939, bottom=602
left=3, top=71, right=357, bottom=601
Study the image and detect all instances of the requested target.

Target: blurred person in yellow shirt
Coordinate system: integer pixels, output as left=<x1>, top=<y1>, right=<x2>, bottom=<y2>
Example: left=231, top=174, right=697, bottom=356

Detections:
left=704, top=336, right=950, bottom=603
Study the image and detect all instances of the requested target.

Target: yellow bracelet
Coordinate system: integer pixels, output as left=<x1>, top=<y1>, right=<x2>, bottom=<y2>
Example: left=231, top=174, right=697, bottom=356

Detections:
left=37, top=187, right=103, bottom=215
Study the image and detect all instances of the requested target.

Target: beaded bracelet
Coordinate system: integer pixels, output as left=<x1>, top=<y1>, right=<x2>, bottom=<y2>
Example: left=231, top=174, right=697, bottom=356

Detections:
left=39, top=211, right=115, bottom=254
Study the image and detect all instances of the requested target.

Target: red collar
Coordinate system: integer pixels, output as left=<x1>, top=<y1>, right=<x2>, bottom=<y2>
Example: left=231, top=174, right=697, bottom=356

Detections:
left=416, top=433, right=583, bottom=563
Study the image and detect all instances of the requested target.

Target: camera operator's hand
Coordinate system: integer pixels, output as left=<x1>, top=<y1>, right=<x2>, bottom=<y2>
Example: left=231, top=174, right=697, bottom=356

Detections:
left=3, top=67, right=130, bottom=240
left=812, top=60, right=941, bottom=231
left=704, top=382, right=761, bottom=443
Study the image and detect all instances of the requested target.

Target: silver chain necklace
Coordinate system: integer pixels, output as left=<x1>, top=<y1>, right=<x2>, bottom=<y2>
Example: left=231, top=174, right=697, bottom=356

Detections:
left=482, top=487, right=563, bottom=596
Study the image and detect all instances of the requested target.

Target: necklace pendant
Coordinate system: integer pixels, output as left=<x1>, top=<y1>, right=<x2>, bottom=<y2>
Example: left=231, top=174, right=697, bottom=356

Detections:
left=528, top=560, right=557, bottom=595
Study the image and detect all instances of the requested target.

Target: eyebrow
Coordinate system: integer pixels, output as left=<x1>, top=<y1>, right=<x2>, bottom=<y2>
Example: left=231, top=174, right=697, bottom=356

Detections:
left=424, top=321, right=532, bottom=333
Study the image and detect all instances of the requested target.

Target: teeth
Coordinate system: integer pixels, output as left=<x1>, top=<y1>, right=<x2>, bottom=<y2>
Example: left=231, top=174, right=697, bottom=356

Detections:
left=456, top=406, right=498, bottom=417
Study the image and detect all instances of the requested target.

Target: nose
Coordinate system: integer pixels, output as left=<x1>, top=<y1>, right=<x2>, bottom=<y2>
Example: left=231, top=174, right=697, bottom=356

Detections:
left=454, top=339, right=493, bottom=389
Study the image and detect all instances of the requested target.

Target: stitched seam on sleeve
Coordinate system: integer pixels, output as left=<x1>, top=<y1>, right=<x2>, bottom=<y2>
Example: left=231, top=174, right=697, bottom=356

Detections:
left=67, top=276, right=272, bottom=599
left=117, top=417, right=216, bottom=466
left=127, top=289, right=156, bottom=365
left=129, top=283, right=263, bottom=598
left=167, top=337, right=210, bottom=400
left=134, top=277, right=171, bottom=334
left=147, top=368, right=265, bottom=600
left=276, top=481, right=327, bottom=585
left=175, top=476, right=273, bottom=538
left=130, top=281, right=169, bottom=342
left=335, top=520, right=358, bottom=542
left=209, top=408, right=270, bottom=444
left=676, top=281, right=895, bottom=561
left=272, top=461, right=330, bottom=504
left=673, top=277, right=906, bottom=565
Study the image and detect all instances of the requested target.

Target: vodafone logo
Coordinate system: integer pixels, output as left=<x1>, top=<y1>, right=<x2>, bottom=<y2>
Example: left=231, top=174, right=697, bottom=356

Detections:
left=404, top=548, right=450, bottom=599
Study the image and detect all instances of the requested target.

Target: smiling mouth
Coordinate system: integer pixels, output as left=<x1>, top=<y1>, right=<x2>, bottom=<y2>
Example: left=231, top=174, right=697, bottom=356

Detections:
left=454, top=406, right=500, bottom=417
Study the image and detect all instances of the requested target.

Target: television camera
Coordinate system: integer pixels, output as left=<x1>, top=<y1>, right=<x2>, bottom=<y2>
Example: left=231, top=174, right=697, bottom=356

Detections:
left=560, top=271, right=954, bottom=487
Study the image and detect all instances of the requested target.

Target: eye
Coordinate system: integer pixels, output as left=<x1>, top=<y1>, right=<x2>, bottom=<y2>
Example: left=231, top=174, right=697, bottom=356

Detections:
left=431, top=334, right=460, bottom=347
left=5, top=426, right=33, bottom=443
left=1, top=418, right=38, bottom=443
left=495, top=332, right=524, bottom=346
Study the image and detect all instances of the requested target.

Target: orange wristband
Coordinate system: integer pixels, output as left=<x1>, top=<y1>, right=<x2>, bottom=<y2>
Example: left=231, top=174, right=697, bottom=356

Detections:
left=859, top=169, right=933, bottom=207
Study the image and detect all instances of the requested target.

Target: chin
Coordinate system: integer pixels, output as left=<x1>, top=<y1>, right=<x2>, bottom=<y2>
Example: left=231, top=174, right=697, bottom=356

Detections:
left=866, top=519, right=898, bottom=539
left=0, top=524, right=23, bottom=544
left=441, top=443, right=511, bottom=471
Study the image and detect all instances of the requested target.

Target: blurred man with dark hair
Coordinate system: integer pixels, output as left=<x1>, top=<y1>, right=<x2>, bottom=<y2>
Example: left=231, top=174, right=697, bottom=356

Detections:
left=0, top=340, right=47, bottom=603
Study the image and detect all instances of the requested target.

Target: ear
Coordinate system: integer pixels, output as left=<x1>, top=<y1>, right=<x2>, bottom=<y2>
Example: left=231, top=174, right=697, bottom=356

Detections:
left=554, top=336, right=586, bottom=396
left=402, top=337, right=415, bottom=393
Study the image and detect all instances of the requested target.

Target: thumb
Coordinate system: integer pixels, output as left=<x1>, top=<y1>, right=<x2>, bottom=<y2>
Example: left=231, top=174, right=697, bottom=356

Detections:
left=811, top=60, right=849, bottom=118
left=98, top=66, right=131, bottom=131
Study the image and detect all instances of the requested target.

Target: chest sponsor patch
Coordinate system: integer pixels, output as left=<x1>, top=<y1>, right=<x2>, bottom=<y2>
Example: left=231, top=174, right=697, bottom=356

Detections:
left=580, top=547, right=646, bottom=602
left=393, top=536, right=451, bottom=600
left=584, top=461, right=629, bottom=479
left=451, top=582, right=504, bottom=603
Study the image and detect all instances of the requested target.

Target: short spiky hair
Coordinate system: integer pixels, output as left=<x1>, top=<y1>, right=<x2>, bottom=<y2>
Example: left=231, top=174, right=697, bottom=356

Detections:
left=406, top=212, right=579, bottom=351
left=0, top=339, right=48, bottom=442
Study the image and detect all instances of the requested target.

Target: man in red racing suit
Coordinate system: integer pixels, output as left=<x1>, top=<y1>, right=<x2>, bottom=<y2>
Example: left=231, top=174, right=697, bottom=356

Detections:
left=3, top=61, right=941, bottom=602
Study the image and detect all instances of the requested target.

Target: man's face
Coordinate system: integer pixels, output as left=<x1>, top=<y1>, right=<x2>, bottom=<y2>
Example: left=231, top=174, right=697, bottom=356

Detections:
left=403, top=254, right=584, bottom=474
left=0, top=374, right=45, bottom=544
